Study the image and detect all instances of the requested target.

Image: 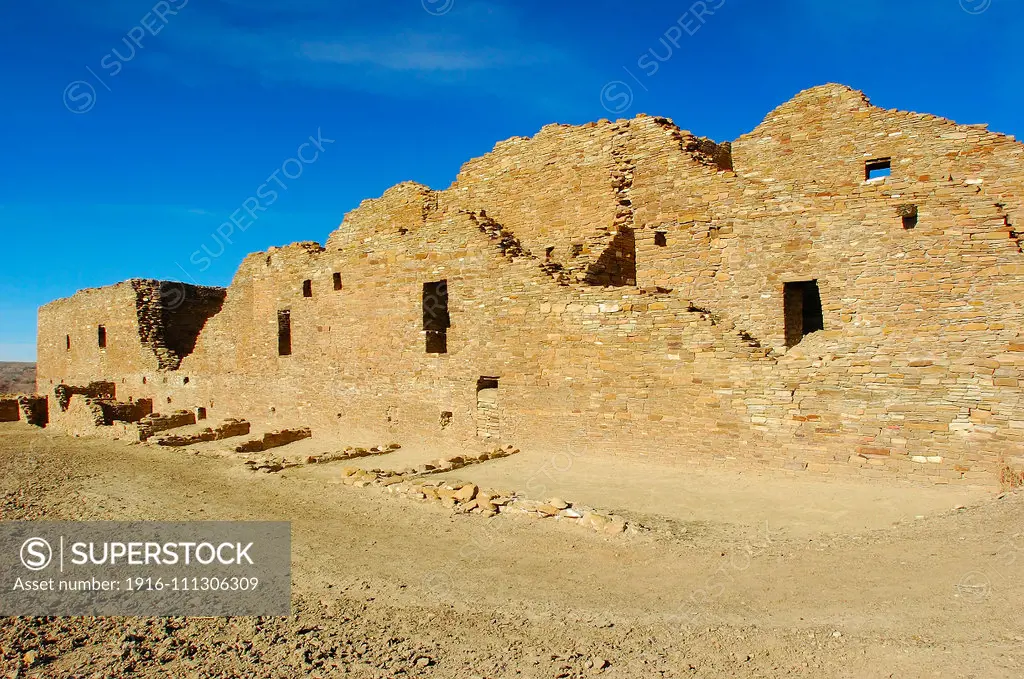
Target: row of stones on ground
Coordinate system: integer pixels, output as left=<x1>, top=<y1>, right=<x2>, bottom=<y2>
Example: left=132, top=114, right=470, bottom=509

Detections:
left=333, top=446, right=518, bottom=482
left=338, top=460, right=633, bottom=536
left=243, top=441, right=405, bottom=474
left=244, top=442, right=516, bottom=474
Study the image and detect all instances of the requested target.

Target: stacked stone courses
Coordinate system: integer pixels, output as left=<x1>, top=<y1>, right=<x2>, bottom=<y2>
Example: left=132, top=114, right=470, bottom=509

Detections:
left=35, top=85, right=1024, bottom=487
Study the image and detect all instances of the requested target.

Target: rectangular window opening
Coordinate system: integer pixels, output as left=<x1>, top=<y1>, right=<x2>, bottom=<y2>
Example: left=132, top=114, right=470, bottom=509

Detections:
left=333, top=272, right=343, bottom=291
left=783, top=281, right=824, bottom=348
left=97, top=325, right=107, bottom=349
left=654, top=231, right=667, bottom=247
left=423, top=280, right=450, bottom=354
left=302, top=279, right=313, bottom=298
left=425, top=330, right=447, bottom=354
left=865, top=158, right=891, bottom=182
left=898, top=203, right=919, bottom=230
left=66, top=335, right=71, bottom=351
left=277, top=310, right=292, bottom=356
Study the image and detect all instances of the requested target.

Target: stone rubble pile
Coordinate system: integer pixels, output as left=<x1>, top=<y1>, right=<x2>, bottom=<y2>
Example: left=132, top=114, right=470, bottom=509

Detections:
left=243, top=458, right=301, bottom=474
left=338, top=466, right=632, bottom=536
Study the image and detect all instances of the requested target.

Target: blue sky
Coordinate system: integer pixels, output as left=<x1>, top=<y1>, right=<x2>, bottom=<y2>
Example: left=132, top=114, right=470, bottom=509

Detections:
left=0, top=0, right=1020, bottom=361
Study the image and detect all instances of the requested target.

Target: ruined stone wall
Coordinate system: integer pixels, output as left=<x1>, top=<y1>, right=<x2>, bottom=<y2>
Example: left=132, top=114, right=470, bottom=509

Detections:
left=441, top=122, right=627, bottom=283
left=622, top=89, right=1024, bottom=481
left=0, top=399, right=19, bottom=422
left=133, top=280, right=226, bottom=370
left=38, top=283, right=158, bottom=389
left=732, top=83, right=1024, bottom=224
left=167, top=210, right=778, bottom=461
left=37, top=280, right=225, bottom=427
left=36, top=85, right=1024, bottom=487
left=166, top=199, right=1019, bottom=485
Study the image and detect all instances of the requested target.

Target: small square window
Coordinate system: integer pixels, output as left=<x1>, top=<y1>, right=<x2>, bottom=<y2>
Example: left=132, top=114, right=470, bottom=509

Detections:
left=654, top=232, right=667, bottom=247
left=866, top=158, right=892, bottom=182
left=897, top=203, right=918, bottom=229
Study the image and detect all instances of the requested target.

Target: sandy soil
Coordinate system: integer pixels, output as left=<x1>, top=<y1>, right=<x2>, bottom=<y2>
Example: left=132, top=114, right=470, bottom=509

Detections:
left=1, top=422, right=1022, bottom=678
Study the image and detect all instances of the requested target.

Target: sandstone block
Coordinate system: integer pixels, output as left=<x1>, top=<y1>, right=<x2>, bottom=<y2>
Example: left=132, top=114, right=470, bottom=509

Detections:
left=454, top=484, right=478, bottom=503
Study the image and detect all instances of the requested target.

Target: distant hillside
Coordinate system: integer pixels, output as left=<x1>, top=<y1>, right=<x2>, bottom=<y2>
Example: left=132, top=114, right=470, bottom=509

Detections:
left=0, top=362, right=36, bottom=395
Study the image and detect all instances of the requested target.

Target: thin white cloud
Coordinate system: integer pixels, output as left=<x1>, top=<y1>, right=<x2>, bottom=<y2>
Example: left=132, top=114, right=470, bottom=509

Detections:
left=299, top=41, right=516, bottom=72
left=62, top=0, right=588, bottom=111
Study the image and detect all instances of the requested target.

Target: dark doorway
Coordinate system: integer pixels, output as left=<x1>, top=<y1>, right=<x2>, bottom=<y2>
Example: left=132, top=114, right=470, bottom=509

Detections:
left=783, top=281, right=824, bottom=347
left=277, top=310, right=292, bottom=356
left=97, top=326, right=107, bottom=349
left=425, top=331, right=447, bottom=354
left=423, top=280, right=450, bottom=354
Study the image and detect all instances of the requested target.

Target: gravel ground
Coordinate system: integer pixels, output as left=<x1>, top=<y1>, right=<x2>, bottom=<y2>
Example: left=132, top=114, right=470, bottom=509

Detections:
left=1, top=423, right=1022, bottom=678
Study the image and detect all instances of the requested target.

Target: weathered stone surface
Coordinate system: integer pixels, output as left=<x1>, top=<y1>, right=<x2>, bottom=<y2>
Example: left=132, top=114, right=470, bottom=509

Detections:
left=234, top=428, right=312, bottom=453
left=138, top=410, right=197, bottom=442
left=32, top=84, right=1024, bottom=488
left=453, top=484, right=478, bottom=504
left=157, top=419, right=251, bottom=447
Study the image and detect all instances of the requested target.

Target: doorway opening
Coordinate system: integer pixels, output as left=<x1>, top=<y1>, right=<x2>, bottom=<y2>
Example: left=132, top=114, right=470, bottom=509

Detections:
left=783, top=280, right=824, bottom=347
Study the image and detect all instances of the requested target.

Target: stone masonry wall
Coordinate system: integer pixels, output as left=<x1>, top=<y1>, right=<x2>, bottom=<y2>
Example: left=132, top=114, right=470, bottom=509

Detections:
left=37, top=280, right=225, bottom=428
left=35, top=84, right=1024, bottom=487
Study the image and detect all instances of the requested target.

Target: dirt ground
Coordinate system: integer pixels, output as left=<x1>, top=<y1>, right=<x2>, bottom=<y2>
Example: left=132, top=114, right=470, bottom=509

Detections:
left=1, top=422, right=1022, bottom=678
